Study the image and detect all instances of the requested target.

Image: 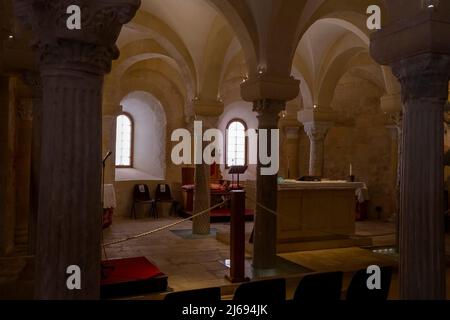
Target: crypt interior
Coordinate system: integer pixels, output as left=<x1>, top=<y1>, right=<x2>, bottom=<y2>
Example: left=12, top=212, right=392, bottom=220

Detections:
left=0, top=0, right=450, bottom=300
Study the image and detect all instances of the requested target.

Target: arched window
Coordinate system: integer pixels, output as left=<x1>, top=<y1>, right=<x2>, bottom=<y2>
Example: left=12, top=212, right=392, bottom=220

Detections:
left=226, top=119, right=247, bottom=168
left=115, top=113, right=133, bottom=167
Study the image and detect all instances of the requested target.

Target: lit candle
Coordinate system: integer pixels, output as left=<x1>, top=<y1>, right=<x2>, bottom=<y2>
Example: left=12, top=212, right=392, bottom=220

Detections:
left=350, top=163, right=353, bottom=176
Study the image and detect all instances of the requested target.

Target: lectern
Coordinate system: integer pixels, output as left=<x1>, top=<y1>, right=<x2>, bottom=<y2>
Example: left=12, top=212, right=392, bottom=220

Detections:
left=229, top=165, right=248, bottom=189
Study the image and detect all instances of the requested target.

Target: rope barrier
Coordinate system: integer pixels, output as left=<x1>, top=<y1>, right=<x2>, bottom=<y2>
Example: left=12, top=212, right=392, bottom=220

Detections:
left=245, top=194, right=278, bottom=216
left=102, top=199, right=230, bottom=247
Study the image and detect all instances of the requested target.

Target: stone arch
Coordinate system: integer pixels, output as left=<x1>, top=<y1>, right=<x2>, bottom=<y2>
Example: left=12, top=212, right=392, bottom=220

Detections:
left=199, top=16, right=235, bottom=100
left=125, top=59, right=188, bottom=102
left=317, top=47, right=366, bottom=107
left=120, top=68, right=186, bottom=119
left=118, top=91, right=167, bottom=180
left=207, top=0, right=258, bottom=74
left=129, top=10, right=198, bottom=97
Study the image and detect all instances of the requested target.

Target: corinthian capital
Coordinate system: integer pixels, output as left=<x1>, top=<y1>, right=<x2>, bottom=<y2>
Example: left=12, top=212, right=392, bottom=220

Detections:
left=253, top=99, right=286, bottom=128
left=392, top=53, right=450, bottom=103
left=303, top=122, right=332, bottom=142
left=13, top=0, right=141, bottom=73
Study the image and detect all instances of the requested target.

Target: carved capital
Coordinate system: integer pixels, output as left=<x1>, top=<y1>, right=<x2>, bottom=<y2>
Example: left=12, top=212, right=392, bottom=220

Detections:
left=303, top=122, right=332, bottom=142
left=13, top=0, right=140, bottom=73
left=17, top=98, right=34, bottom=121
left=21, top=71, right=42, bottom=96
left=389, top=111, right=403, bottom=130
left=253, top=99, right=285, bottom=129
left=392, top=53, right=450, bottom=104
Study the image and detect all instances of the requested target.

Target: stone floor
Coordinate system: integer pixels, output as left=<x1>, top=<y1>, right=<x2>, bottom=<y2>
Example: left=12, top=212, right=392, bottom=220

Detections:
left=1, top=217, right=448, bottom=299
left=102, top=217, right=401, bottom=299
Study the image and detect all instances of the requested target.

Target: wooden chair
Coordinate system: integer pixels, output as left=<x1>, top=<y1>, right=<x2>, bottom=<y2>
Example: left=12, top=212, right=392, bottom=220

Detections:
left=346, top=266, right=392, bottom=301
left=164, top=287, right=221, bottom=303
left=155, top=184, right=177, bottom=216
left=233, top=278, right=286, bottom=303
left=131, top=184, right=157, bottom=219
left=293, top=271, right=343, bottom=302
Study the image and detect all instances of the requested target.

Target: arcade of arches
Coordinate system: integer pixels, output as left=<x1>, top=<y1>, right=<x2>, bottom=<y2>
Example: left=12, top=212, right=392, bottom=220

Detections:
left=0, top=0, right=450, bottom=300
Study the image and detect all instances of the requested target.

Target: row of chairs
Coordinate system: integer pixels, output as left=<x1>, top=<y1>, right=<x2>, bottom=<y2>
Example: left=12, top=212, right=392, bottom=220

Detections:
left=131, top=184, right=177, bottom=219
left=164, top=267, right=393, bottom=302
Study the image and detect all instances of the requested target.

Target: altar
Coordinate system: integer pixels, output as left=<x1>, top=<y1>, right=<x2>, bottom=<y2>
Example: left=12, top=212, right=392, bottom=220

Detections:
left=276, top=180, right=367, bottom=244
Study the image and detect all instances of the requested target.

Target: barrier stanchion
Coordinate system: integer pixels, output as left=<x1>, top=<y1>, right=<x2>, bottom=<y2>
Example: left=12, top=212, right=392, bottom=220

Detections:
left=226, top=190, right=249, bottom=283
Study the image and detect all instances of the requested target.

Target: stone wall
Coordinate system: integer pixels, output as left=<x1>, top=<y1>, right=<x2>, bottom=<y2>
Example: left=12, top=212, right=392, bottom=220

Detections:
left=324, top=71, right=395, bottom=220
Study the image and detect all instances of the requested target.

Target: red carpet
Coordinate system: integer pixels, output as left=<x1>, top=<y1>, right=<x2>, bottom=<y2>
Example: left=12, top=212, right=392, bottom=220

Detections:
left=101, top=257, right=168, bottom=298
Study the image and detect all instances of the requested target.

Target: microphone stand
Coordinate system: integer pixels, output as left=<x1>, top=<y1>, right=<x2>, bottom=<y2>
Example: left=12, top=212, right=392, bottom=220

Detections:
left=101, top=151, right=112, bottom=213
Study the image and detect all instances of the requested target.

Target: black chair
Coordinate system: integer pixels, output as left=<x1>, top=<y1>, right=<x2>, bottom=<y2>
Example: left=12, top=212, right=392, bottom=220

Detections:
left=164, top=287, right=222, bottom=303
left=131, top=184, right=157, bottom=219
left=155, top=184, right=177, bottom=216
left=346, top=266, right=393, bottom=301
left=233, top=278, right=286, bottom=303
left=293, top=271, right=343, bottom=302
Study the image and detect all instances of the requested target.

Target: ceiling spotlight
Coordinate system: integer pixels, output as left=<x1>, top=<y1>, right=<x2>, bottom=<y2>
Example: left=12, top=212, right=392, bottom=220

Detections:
left=423, top=0, right=439, bottom=9
left=8, top=35, right=13, bottom=39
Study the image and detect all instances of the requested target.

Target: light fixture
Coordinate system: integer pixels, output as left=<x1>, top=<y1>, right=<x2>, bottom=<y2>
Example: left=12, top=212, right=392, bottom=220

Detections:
left=8, top=35, right=13, bottom=39
left=313, top=104, right=317, bottom=109
left=423, top=0, right=439, bottom=9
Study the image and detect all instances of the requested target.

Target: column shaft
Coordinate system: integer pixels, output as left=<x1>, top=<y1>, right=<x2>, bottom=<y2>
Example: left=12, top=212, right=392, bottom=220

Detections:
left=193, top=162, right=211, bottom=235
left=309, top=138, right=324, bottom=176
left=35, top=68, right=103, bottom=299
left=394, top=54, right=450, bottom=299
left=22, top=73, right=42, bottom=255
left=0, top=76, right=16, bottom=256
left=253, top=99, right=284, bottom=269
left=400, top=100, right=445, bottom=299
left=303, top=122, right=331, bottom=177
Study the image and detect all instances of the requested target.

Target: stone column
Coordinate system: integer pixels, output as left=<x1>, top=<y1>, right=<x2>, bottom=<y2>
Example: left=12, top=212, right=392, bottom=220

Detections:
left=241, top=74, right=299, bottom=269
left=102, top=76, right=123, bottom=185
left=393, top=54, right=450, bottom=299
left=14, top=0, right=140, bottom=299
left=102, top=113, right=118, bottom=184
left=192, top=101, right=223, bottom=235
left=21, top=72, right=42, bottom=255
left=391, top=111, right=402, bottom=252
left=303, top=122, right=332, bottom=177
left=192, top=160, right=211, bottom=235
left=283, top=126, right=300, bottom=179
left=14, top=96, right=33, bottom=251
left=252, top=99, right=285, bottom=269
left=381, top=93, right=403, bottom=251
left=0, top=75, right=16, bottom=256
left=298, top=108, right=336, bottom=177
